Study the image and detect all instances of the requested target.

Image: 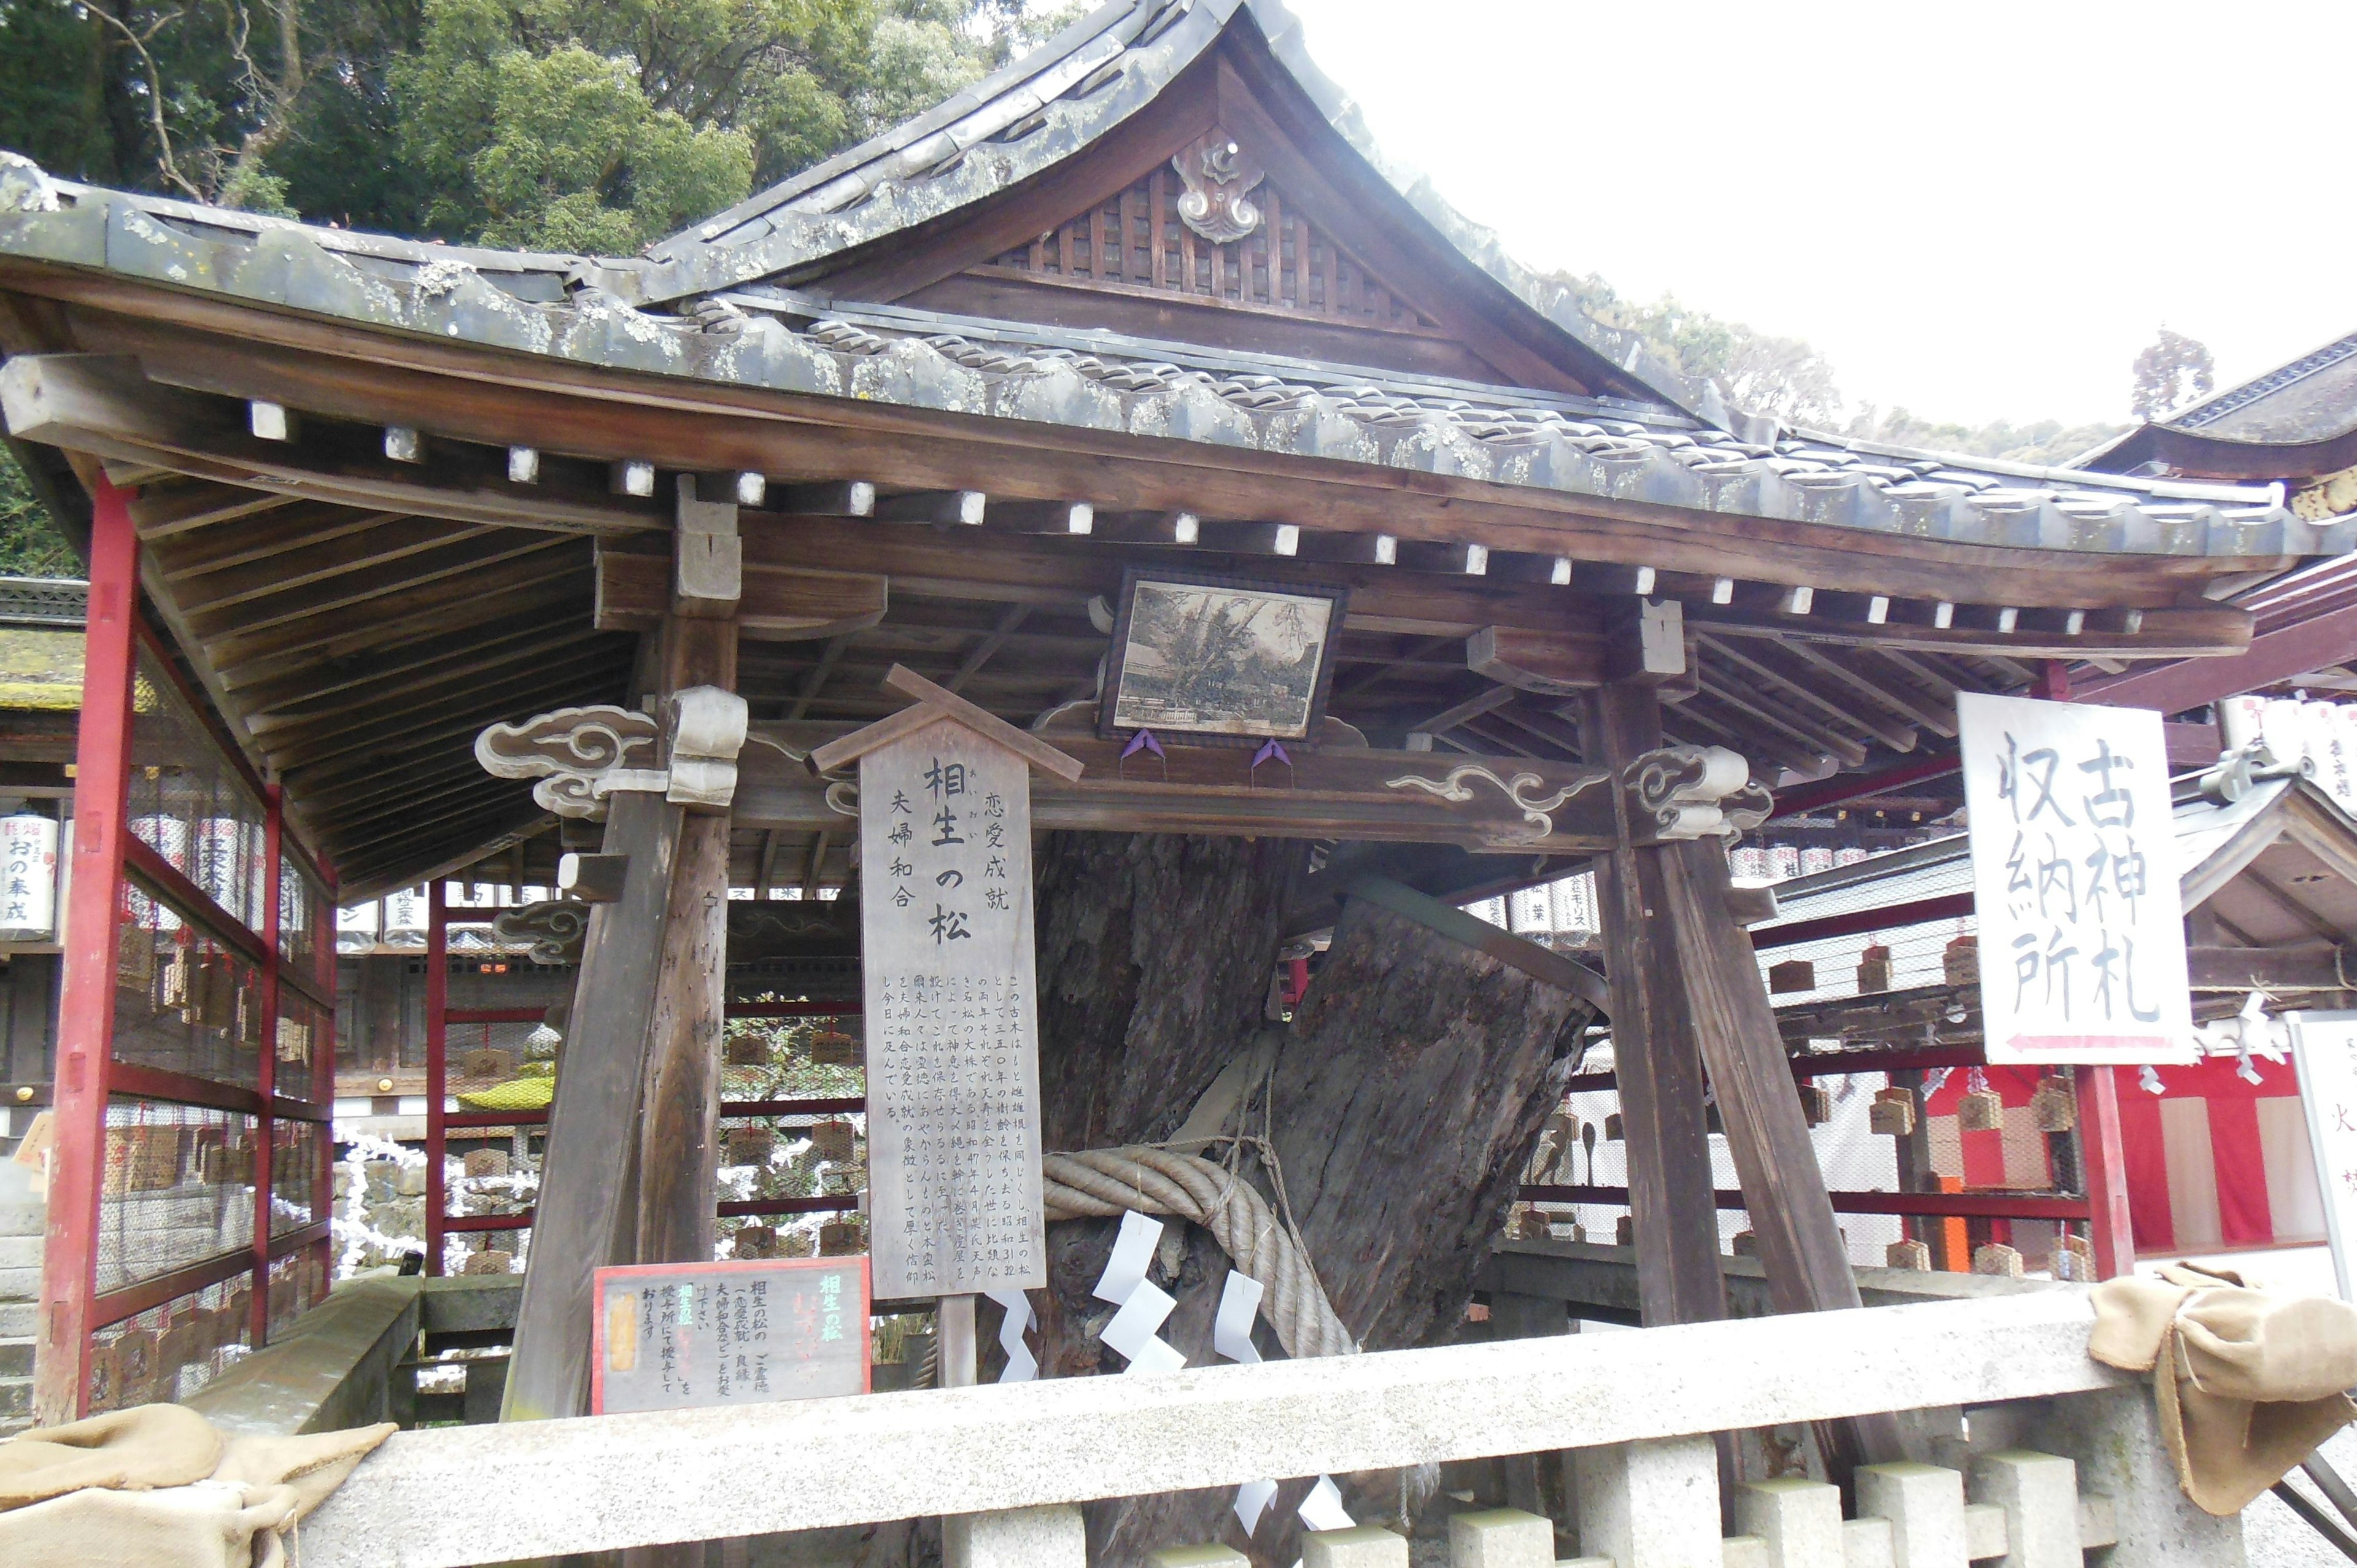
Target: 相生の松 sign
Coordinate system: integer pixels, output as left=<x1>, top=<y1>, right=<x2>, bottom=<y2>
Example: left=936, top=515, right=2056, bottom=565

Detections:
left=1957, top=692, right=2194, bottom=1066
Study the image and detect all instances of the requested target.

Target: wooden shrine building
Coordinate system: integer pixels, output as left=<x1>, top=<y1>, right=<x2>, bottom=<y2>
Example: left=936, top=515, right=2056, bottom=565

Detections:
left=0, top=0, right=2342, bottom=1558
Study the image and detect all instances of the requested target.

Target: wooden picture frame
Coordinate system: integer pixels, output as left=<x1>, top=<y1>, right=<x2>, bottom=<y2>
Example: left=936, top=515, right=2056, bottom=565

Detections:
left=1097, top=567, right=1348, bottom=746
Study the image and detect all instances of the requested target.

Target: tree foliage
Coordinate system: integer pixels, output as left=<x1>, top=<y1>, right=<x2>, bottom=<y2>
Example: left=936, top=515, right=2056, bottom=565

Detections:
left=2129, top=327, right=2216, bottom=422
left=0, top=447, right=77, bottom=577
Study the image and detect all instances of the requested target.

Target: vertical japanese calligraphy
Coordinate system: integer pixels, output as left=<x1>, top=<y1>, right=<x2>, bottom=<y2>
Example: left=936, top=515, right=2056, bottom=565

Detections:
left=860, top=719, right=1048, bottom=1298
left=1959, top=693, right=2194, bottom=1065
left=589, top=1257, right=869, bottom=1414
left=2291, top=1013, right=2357, bottom=1303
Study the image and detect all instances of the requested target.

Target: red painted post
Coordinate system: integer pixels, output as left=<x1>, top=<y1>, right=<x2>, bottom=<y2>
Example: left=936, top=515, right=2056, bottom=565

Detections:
left=315, top=861, right=338, bottom=1303
left=36, top=477, right=138, bottom=1424
left=425, top=879, right=448, bottom=1276
left=2077, top=1065, right=2137, bottom=1280
left=250, top=786, right=283, bottom=1347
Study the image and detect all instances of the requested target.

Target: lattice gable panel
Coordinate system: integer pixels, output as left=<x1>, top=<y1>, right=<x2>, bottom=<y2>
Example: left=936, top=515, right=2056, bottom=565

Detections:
left=976, top=132, right=1444, bottom=339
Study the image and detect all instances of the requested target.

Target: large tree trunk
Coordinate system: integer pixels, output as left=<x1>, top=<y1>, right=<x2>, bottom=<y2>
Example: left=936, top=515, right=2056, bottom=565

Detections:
left=1034, top=830, right=1305, bottom=1153
left=1058, top=891, right=1595, bottom=1568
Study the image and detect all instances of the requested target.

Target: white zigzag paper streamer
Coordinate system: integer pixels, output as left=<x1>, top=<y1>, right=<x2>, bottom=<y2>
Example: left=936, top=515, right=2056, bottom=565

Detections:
left=1220, top=1269, right=1285, bottom=1533
left=1093, top=1211, right=1185, bottom=1375
left=986, top=1288, right=1036, bottom=1383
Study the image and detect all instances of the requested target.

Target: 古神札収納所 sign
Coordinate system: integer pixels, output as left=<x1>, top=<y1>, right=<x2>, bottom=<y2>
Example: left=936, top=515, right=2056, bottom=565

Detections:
left=1957, top=692, right=2194, bottom=1065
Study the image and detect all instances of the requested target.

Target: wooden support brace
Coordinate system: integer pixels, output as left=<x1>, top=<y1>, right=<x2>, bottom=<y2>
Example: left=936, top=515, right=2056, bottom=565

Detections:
left=502, top=790, right=683, bottom=1421
left=558, top=852, right=629, bottom=903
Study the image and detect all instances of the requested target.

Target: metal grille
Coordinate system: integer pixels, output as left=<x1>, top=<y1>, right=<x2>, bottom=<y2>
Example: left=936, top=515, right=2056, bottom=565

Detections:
left=269, top=1119, right=327, bottom=1237
left=88, top=1273, right=250, bottom=1413
left=114, top=876, right=268, bottom=1091
left=97, top=1098, right=255, bottom=1295
left=265, top=1244, right=329, bottom=1340
left=127, top=647, right=271, bottom=932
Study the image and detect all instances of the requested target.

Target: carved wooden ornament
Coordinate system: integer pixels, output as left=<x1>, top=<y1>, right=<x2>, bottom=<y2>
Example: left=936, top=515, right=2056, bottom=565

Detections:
left=1622, top=744, right=1773, bottom=843
left=475, top=687, right=749, bottom=819
left=474, top=705, right=664, bottom=820
left=1173, top=133, right=1266, bottom=244
left=491, top=899, right=592, bottom=965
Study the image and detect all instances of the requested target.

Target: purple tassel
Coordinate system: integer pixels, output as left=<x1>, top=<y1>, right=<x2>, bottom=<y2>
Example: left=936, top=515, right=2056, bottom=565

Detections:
left=1121, top=729, right=1165, bottom=760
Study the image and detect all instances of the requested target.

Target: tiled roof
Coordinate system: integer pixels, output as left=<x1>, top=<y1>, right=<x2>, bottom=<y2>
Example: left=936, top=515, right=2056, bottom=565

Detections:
left=2159, top=328, right=2357, bottom=446
left=0, top=147, right=2313, bottom=557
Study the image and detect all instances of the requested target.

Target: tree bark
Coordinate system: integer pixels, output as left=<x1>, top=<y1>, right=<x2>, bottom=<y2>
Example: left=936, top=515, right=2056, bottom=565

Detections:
left=1033, top=831, right=1304, bottom=1153
left=1035, top=890, right=1594, bottom=1568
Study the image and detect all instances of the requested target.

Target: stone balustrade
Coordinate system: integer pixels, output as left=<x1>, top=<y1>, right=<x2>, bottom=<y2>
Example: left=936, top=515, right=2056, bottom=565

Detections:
left=300, top=1289, right=2242, bottom=1567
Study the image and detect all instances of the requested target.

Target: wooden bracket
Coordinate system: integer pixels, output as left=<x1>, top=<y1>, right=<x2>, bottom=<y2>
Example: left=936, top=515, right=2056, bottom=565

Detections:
left=558, top=852, right=629, bottom=903
left=673, top=474, right=742, bottom=617
left=1621, top=744, right=1773, bottom=844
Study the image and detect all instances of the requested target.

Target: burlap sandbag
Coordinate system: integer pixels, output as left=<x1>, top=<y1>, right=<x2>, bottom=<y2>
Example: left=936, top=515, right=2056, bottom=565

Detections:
left=0, top=1403, right=394, bottom=1567
left=2089, top=1262, right=2357, bottom=1515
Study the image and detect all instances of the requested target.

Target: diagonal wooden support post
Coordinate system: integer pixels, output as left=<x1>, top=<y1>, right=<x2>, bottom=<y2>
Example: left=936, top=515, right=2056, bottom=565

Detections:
left=502, top=788, right=684, bottom=1420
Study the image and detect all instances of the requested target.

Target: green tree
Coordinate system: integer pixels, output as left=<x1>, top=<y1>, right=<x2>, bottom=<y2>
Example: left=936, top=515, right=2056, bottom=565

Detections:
left=0, top=447, right=77, bottom=577
left=2129, top=327, right=2215, bottom=422
left=1550, top=271, right=1846, bottom=429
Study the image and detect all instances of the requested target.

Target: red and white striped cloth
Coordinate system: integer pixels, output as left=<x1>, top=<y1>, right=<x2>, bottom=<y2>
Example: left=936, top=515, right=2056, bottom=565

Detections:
left=2115, top=1058, right=2325, bottom=1255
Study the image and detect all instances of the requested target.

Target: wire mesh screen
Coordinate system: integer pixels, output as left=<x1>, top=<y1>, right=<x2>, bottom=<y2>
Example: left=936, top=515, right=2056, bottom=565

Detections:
left=719, top=1011, right=866, bottom=1260
left=115, top=876, right=266, bottom=1090
left=265, top=1244, right=330, bottom=1340
left=88, top=1272, right=252, bottom=1412
left=269, top=1119, right=327, bottom=1236
left=446, top=1129, right=540, bottom=1221
left=276, top=990, right=331, bottom=1106
left=445, top=1017, right=558, bottom=1112
left=98, top=1098, right=255, bottom=1295
left=445, top=1226, right=528, bottom=1278
left=126, top=648, right=271, bottom=933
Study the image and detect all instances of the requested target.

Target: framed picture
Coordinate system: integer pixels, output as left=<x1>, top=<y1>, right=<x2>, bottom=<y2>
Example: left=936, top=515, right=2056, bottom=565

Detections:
left=1098, top=568, right=1348, bottom=744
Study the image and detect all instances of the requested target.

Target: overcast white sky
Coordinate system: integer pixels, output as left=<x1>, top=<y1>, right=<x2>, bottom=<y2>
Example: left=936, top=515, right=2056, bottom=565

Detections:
left=1281, top=1, right=2357, bottom=428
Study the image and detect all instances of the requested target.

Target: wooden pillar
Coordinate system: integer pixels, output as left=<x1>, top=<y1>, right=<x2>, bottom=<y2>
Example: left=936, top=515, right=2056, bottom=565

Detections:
left=1582, top=682, right=1727, bottom=1329
left=2076, top=1066, right=2135, bottom=1281
left=634, top=612, right=737, bottom=1267
left=36, top=475, right=136, bottom=1426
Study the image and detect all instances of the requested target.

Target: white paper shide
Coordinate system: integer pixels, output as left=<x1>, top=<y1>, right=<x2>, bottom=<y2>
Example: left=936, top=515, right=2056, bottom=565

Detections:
left=1957, top=693, right=2194, bottom=1065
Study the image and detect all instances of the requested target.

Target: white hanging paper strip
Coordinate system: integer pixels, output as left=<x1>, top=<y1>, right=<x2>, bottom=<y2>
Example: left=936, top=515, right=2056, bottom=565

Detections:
left=986, top=1288, right=1037, bottom=1384
left=1298, top=1475, right=1354, bottom=1533
left=1100, top=1280, right=1185, bottom=1374
left=1233, top=1477, right=1278, bottom=1535
left=1093, top=1210, right=1163, bottom=1304
left=1215, top=1270, right=1264, bottom=1365
left=1091, top=1211, right=1185, bottom=1374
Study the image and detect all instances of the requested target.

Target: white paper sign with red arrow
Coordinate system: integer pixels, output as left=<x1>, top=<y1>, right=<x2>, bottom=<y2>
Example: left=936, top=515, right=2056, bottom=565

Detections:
left=1957, top=692, right=2196, bottom=1067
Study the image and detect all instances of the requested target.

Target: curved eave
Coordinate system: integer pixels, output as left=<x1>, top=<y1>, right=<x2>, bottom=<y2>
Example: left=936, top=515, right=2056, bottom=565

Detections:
left=0, top=237, right=2314, bottom=630
left=2079, top=419, right=2357, bottom=484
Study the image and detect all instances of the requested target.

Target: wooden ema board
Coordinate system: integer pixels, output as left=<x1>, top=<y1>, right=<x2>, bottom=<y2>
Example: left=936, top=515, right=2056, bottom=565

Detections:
left=590, top=1257, right=870, bottom=1415
left=859, top=717, right=1048, bottom=1298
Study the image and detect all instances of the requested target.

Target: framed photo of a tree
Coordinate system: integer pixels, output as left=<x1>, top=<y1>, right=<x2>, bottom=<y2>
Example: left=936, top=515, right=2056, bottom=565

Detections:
left=1097, top=568, right=1349, bottom=745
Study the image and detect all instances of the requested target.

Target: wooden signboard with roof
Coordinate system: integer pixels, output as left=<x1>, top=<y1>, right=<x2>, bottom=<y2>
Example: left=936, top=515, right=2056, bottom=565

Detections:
left=810, top=668, right=1081, bottom=1321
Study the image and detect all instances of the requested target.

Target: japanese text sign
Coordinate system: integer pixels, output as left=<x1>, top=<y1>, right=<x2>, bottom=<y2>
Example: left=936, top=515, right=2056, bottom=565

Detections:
left=2293, top=1013, right=2357, bottom=1301
left=590, top=1256, right=869, bottom=1414
left=1959, top=692, right=2193, bottom=1065
left=859, top=717, right=1048, bottom=1298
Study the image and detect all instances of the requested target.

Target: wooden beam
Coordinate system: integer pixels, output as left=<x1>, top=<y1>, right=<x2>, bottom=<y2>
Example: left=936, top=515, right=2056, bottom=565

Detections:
left=1, top=353, right=661, bottom=535
left=1770, top=639, right=1960, bottom=740
left=745, top=722, right=1616, bottom=850
left=594, top=541, right=886, bottom=642
left=947, top=605, right=1029, bottom=693
left=126, top=477, right=297, bottom=536
left=1467, top=625, right=1607, bottom=696
left=873, top=489, right=985, bottom=525
left=28, top=303, right=2289, bottom=616
left=808, top=665, right=1085, bottom=781
left=2186, top=944, right=2355, bottom=991
left=1695, top=635, right=1918, bottom=755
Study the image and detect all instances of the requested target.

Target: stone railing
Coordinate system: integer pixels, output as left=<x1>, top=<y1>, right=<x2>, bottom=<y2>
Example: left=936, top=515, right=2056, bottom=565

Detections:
left=300, top=1290, right=2240, bottom=1567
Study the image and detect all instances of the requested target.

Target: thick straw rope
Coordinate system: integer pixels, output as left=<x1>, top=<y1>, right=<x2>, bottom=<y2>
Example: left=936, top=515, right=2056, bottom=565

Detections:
left=1042, top=1146, right=1357, bottom=1359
